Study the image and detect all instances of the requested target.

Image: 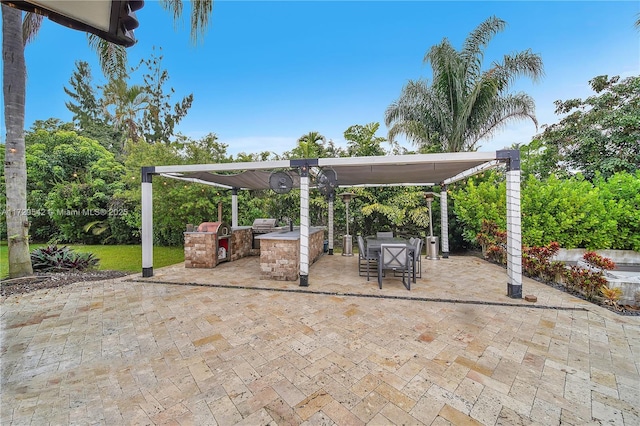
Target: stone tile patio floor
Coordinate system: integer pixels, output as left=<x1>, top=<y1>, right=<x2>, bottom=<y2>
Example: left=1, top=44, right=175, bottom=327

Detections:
left=1, top=254, right=639, bottom=425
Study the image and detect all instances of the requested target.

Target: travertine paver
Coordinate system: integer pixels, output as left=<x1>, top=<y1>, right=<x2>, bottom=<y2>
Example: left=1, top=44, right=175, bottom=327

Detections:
left=1, top=255, right=639, bottom=425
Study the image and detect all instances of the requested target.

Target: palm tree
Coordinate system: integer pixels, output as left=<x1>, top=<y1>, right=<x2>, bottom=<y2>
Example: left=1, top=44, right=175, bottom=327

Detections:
left=2, top=1, right=214, bottom=278
left=3, top=5, right=32, bottom=277
left=294, top=131, right=326, bottom=158
left=102, top=79, right=150, bottom=142
left=344, top=122, right=387, bottom=157
left=385, top=16, right=544, bottom=153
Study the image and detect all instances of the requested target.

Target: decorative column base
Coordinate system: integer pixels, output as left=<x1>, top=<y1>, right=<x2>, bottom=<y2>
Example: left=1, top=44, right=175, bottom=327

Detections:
left=442, top=251, right=449, bottom=259
left=299, top=274, right=309, bottom=287
left=507, top=283, right=522, bottom=298
left=328, top=248, right=334, bottom=255
left=142, top=267, right=153, bottom=278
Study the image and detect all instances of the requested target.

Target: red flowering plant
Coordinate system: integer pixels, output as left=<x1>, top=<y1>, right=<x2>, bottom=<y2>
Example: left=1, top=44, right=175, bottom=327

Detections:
left=564, top=252, right=616, bottom=300
left=486, top=244, right=507, bottom=265
left=583, top=251, right=616, bottom=271
left=564, top=267, right=609, bottom=300
left=522, top=242, right=564, bottom=282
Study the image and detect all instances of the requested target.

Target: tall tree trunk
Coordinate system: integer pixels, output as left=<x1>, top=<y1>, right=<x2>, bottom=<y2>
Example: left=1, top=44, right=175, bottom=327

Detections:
left=2, top=5, right=33, bottom=277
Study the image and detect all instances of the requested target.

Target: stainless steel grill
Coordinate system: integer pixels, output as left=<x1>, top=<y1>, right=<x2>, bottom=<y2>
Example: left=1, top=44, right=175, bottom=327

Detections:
left=252, top=218, right=278, bottom=249
left=252, top=218, right=278, bottom=233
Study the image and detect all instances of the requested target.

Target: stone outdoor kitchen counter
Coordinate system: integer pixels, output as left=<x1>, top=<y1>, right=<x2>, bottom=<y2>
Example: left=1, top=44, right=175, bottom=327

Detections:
left=255, top=227, right=325, bottom=281
left=254, top=227, right=323, bottom=241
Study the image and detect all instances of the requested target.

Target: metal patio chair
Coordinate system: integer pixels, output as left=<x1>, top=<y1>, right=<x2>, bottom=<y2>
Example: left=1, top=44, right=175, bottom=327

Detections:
left=357, top=235, right=378, bottom=280
left=376, top=231, right=394, bottom=239
left=411, top=238, right=423, bottom=280
left=395, top=237, right=423, bottom=282
left=378, top=243, right=411, bottom=290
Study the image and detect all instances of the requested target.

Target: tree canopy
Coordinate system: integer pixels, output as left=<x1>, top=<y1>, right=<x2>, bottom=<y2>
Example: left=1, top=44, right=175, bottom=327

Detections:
left=525, top=75, right=640, bottom=180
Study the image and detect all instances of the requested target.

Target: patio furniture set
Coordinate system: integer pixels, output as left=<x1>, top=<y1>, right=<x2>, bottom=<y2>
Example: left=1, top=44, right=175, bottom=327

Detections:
left=357, top=231, right=424, bottom=290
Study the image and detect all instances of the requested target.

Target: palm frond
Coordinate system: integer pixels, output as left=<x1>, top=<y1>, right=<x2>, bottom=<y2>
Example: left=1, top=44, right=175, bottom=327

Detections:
left=87, top=35, right=127, bottom=80
left=160, top=0, right=183, bottom=22
left=491, top=50, right=544, bottom=91
left=460, top=16, right=506, bottom=79
left=472, top=93, right=538, bottom=147
left=22, top=12, right=43, bottom=46
left=191, top=0, right=214, bottom=44
left=390, top=17, right=542, bottom=153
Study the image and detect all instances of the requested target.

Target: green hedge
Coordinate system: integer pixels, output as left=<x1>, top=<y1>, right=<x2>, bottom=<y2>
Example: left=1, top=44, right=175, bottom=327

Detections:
left=452, top=170, right=640, bottom=251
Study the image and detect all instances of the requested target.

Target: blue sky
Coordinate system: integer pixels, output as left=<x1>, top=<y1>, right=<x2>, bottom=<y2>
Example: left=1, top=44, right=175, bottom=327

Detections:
left=12, top=1, right=640, bottom=156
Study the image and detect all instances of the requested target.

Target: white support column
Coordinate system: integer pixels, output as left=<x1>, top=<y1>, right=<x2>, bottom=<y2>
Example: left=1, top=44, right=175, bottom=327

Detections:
left=440, top=186, right=449, bottom=258
left=506, top=169, right=522, bottom=297
left=299, top=172, right=310, bottom=286
left=231, top=187, right=238, bottom=227
left=499, top=149, right=523, bottom=299
left=141, top=167, right=154, bottom=277
left=328, top=193, right=334, bottom=255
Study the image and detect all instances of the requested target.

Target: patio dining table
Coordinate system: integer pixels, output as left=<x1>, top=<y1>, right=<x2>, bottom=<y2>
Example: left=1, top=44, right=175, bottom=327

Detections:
left=365, top=237, right=420, bottom=283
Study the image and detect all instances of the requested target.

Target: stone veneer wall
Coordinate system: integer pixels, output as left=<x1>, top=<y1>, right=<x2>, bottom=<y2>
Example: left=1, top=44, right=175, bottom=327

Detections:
left=231, top=228, right=253, bottom=261
left=184, top=233, right=216, bottom=268
left=260, top=239, right=299, bottom=281
left=309, top=230, right=325, bottom=265
left=260, top=230, right=325, bottom=281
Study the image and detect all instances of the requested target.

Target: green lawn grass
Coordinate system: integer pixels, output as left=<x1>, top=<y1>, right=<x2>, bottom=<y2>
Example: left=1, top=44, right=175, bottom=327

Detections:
left=0, top=243, right=184, bottom=277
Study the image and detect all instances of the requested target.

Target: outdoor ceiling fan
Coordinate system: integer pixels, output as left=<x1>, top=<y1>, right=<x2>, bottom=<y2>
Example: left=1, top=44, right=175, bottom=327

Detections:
left=314, top=167, right=338, bottom=199
left=269, top=171, right=294, bottom=194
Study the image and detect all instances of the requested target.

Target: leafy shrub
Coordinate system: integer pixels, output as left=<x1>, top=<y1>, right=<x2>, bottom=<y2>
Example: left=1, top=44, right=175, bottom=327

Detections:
left=478, top=222, right=567, bottom=284
left=600, top=286, right=623, bottom=310
left=564, top=267, right=608, bottom=300
left=451, top=173, right=506, bottom=245
left=583, top=251, right=616, bottom=270
left=453, top=171, right=639, bottom=250
left=25, top=130, right=127, bottom=244
left=522, top=174, right=616, bottom=249
left=595, top=171, right=640, bottom=251
left=523, top=242, right=564, bottom=283
left=476, top=220, right=507, bottom=265
left=30, top=245, right=99, bottom=272
left=564, top=252, right=615, bottom=300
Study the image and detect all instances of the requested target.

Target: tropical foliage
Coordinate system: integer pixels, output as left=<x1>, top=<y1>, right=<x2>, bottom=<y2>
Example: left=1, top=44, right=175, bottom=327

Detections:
left=564, top=252, right=615, bottom=300
left=344, top=122, right=388, bottom=157
left=290, top=132, right=328, bottom=158
left=138, top=51, right=194, bottom=144
left=25, top=129, right=126, bottom=244
left=30, top=245, right=99, bottom=272
left=526, top=75, right=640, bottom=180
left=452, top=170, right=640, bottom=251
left=385, top=16, right=543, bottom=152
left=477, top=221, right=624, bottom=306
left=2, top=0, right=214, bottom=277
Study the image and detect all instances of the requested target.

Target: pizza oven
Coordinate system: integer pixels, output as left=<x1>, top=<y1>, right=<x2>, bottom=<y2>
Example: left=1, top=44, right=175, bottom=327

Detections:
left=196, top=221, right=231, bottom=264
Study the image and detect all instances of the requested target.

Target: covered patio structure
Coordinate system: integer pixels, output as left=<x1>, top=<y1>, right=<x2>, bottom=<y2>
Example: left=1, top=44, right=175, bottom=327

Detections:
left=141, top=150, right=523, bottom=297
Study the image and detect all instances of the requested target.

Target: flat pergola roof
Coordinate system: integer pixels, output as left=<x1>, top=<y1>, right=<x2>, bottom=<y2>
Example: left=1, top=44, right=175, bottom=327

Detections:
left=141, top=150, right=524, bottom=298
left=154, top=152, right=501, bottom=189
